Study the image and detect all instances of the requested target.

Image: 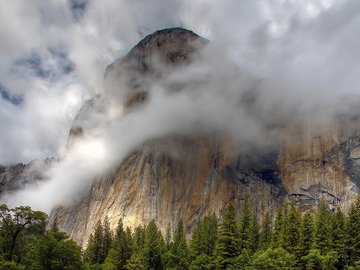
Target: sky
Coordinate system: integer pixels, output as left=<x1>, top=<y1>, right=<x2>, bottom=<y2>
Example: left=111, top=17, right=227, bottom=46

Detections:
left=1, top=0, right=360, bottom=211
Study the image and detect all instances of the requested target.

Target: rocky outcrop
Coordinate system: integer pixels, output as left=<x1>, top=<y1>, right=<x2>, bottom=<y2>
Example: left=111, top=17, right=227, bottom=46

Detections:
left=0, top=159, right=53, bottom=194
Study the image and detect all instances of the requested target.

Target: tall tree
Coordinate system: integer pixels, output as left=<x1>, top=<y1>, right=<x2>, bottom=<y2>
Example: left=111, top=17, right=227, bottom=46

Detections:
left=283, top=203, right=301, bottom=256
left=24, top=229, right=84, bottom=270
left=259, top=211, right=272, bottom=250
left=0, top=204, right=47, bottom=263
left=238, top=196, right=252, bottom=251
left=272, top=204, right=285, bottom=248
left=84, top=221, right=105, bottom=265
left=103, top=216, right=113, bottom=261
left=331, top=208, right=346, bottom=269
left=298, top=211, right=314, bottom=267
left=142, top=220, right=164, bottom=270
left=167, top=219, right=190, bottom=269
left=190, top=215, right=218, bottom=258
left=346, top=195, right=360, bottom=266
left=103, top=219, right=133, bottom=270
left=215, top=204, right=239, bottom=269
left=313, top=199, right=332, bottom=254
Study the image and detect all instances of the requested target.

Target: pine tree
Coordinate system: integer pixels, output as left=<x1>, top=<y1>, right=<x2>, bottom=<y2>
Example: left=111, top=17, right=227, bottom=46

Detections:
left=84, top=220, right=105, bottom=264
left=272, top=204, right=285, bottom=248
left=103, top=216, right=113, bottom=261
left=238, top=196, right=252, bottom=251
left=142, top=220, right=164, bottom=270
left=248, top=214, right=259, bottom=254
left=298, top=211, right=314, bottom=267
left=133, top=225, right=145, bottom=254
left=103, top=219, right=132, bottom=270
left=283, top=203, right=301, bottom=256
left=190, top=215, right=218, bottom=259
left=259, top=210, right=272, bottom=250
left=167, top=219, right=190, bottom=269
left=346, top=195, right=360, bottom=266
left=215, top=204, right=239, bottom=269
left=313, top=199, right=332, bottom=254
left=331, top=207, right=346, bottom=269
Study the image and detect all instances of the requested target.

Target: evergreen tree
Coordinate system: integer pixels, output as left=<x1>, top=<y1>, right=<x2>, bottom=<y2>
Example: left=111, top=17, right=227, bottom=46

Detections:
left=103, top=216, right=113, bottom=261
left=252, top=247, right=296, bottom=270
left=133, top=225, right=145, bottom=253
left=215, top=204, right=239, bottom=269
left=272, top=204, right=285, bottom=248
left=84, top=221, right=105, bottom=265
left=331, top=208, right=346, bottom=269
left=124, top=253, right=145, bottom=270
left=259, top=211, right=272, bottom=250
left=190, top=215, right=218, bottom=259
left=189, top=254, right=216, bottom=270
left=24, top=229, right=84, bottom=270
left=248, top=214, right=259, bottom=254
left=313, top=199, right=332, bottom=254
left=142, top=220, right=164, bottom=270
left=298, top=211, right=314, bottom=267
left=239, top=196, right=252, bottom=251
left=167, top=219, right=190, bottom=269
left=283, top=203, right=301, bottom=256
left=103, top=219, right=132, bottom=270
left=346, top=195, right=360, bottom=266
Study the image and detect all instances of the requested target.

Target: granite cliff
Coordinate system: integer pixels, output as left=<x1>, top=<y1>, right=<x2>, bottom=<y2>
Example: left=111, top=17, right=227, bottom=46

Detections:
left=4, top=28, right=358, bottom=247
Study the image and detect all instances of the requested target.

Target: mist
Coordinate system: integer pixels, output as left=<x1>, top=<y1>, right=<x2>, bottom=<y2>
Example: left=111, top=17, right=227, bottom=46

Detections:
left=1, top=0, right=360, bottom=212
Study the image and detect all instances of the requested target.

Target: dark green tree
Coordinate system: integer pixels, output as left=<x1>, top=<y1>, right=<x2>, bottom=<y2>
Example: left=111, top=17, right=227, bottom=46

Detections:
left=0, top=204, right=47, bottom=263
left=272, top=204, right=285, bottom=248
left=259, top=211, right=272, bottom=250
left=346, top=195, right=360, bottom=266
left=298, top=211, right=314, bottom=267
left=283, top=203, right=301, bottom=256
left=331, top=208, right=346, bottom=269
left=190, top=215, right=218, bottom=259
left=24, top=229, right=84, bottom=270
left=215, top=204, right=239, bottom=269
left=167, top=219, right=189, bottom=269
left=142, top=220, right=164, bottom=270
left=84, top=221, right=105, bottom=265
left=103, top=219, right=133, bottom=270
left=239, top=196, right=252, bottom=251
left=252, top=247, right=296, bottom=270
left=313, top=199, right=332, bottom=254
left=103, top=216, right=113, bottom=260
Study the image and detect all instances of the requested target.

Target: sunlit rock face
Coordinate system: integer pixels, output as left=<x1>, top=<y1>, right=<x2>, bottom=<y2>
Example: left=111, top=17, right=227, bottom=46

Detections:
left=48, top=28, right=359, bottom=247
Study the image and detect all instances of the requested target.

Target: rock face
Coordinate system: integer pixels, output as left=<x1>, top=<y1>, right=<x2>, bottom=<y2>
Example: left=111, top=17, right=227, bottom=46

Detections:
left=48, top=28, right=359, bottom=247
left=0, top=159, right=53, bottom=195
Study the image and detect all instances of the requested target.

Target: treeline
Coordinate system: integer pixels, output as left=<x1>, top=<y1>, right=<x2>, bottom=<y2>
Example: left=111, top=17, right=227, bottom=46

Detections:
left=84, top=196, right=360, bottom=270
left=2, top=195, right=360, bottom=269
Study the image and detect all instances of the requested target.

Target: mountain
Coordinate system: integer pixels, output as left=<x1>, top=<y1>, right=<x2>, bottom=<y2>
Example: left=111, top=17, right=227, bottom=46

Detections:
left=44, top=28, right=360, bottom=247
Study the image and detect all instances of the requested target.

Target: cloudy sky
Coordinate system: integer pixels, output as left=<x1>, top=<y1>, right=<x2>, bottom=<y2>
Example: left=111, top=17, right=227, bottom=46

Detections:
left=1, top=0, right=358, bottom=165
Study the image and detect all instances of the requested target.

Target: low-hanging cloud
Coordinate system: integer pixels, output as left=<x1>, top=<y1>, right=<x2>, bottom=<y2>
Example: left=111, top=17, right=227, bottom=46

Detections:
left=1, top=0, right=360, bottom=212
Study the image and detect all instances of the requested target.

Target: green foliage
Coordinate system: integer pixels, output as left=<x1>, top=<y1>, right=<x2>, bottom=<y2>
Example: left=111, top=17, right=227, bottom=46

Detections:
left=259, top=211, right=272, bottom=250
left=346, top=195, right=360, bottom=266
left=313, top=199, right=332, bottom=254
left=0, top=204, right=47, bottom=263
left=167, top=219, right=190, bottom=269
left=190, top=215, right=218, bottom=259
left=189, top=254, right=216, bottom=270
left=142, top=220, right=164, bottom=270
left=302, top=249, right=337, bottom=270
left=24, top=229, right=84, bottom=270
left=215, top=203, right=239, bottom=269
left=252, top=247, right=296, bottom=270
left=103, top=219, right=133, bottom=270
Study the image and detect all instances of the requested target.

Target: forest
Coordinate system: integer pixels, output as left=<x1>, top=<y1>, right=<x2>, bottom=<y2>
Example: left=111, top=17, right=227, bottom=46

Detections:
left=1, top=195, right=360, bottom=270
